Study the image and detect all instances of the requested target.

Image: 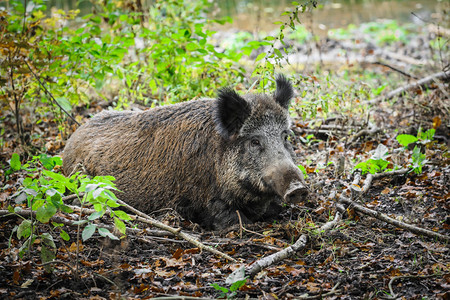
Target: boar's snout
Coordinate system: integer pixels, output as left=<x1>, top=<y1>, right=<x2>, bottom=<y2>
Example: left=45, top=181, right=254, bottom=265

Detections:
left=264, top=161, right=309, bottom=204
left=284, top=181, right=309, bottom=204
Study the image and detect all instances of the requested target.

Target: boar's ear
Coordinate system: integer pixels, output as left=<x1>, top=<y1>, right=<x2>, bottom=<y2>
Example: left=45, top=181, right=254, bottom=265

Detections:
left=215, top=87, right=251, bottom=139
left=274, top=74, right=294, bottom=109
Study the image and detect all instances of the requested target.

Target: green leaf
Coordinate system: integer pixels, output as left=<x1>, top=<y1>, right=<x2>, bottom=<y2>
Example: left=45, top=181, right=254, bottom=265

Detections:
left=40, top=244, right=56, bottom=262
left=88, top=211, right=104, bottom=220
left=417, top=128, right=435, bottom=142
left=60, top=204, right=73, bottom=214
left=186, top=42, right=198, bottom=51
left=211, top=283, right=229, bottom=293
left=32, top=199, right=45, bottom=211
left=114, top=217, right=126, bottom=235
left=55, top=97, right=72, bottom=112
left=36, top=204, right=57, bottom=223
left=297, top=165, right=308, bottom=179
left=98, top=227, right=119, bottom=240
left=41, top=232, right=56, bottom=248
left=230, top=279, right=247, bottom=292
left=274, top=48, right=283, bottom=58
left=90, top=15, right=101, bottom=24
left=43, top=170, right=76, bottom=192
left=114, top=210, right=132, bottom=221
left=82, top=224, right=96, bottom=241
left=354, top=161, right=369, bottom=174
left=106, top=199, right=120, bottom=208
left=10, top=153, right=21, bottom=171
left=73, top=220, right=88, bottom=226
left=92, top=187, right=105, bottom=199
left=85, top=183, right=100, bottom=193
left=396, top=134, right=417, bottom=147
left=255, top=52, right=266, bottom=62
left=39, top=154, right=55, bottom=170
left=17, top=220, right=32, bottom=239
left=60, top=230, right=70, bottom=241
left=40, top=244, right=56, bottom=272
left=411, top=146, right=427, bottom=174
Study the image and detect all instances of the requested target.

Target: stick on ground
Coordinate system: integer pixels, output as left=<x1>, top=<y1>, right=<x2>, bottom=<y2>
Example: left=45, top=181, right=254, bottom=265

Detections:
left=246, top=212, right=342, bottom=278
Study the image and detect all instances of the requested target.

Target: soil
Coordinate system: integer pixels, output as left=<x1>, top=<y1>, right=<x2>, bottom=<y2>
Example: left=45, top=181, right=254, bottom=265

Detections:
left=0, top=25, right=449, bottom=300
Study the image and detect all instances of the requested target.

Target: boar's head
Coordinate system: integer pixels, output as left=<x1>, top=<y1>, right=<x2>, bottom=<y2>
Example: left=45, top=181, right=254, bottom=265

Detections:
left=214, top=75, right=308, bottom=210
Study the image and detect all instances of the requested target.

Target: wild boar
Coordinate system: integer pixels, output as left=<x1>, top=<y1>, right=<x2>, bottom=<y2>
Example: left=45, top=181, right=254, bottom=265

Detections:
left=63, top=75, right=308, bottom=229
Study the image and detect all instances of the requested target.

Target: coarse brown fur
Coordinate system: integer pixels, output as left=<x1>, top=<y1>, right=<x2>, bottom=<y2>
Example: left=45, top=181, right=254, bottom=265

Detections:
left=63, top=76, right=307, bottom=229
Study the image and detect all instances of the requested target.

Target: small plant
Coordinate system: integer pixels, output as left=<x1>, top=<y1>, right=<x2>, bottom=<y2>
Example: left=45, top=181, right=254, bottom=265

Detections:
left=298, top=164, right=309, bottom=179
left=354, top=144, right=390, bottom=175
left=396, top=128, right=434, bottom=174
left=212, top=266, right=248, bottom=299
left=396, top=128, right=435, bottom=148
left=410, top=146, right=427, bottom=175
left=10, top=153, right=130, bottom=271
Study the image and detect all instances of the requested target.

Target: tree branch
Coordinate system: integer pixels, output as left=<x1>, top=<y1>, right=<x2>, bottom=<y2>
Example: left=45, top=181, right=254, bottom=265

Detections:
left=370, top=71, right=449, bottom=104
left=338, top=196, right=449, bottom=243
left=246, top=212, right=342, bottom=278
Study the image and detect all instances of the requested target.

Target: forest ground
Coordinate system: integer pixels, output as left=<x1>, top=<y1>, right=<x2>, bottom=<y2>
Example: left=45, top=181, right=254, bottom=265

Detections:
left=1, top=22, right=449, bottom=299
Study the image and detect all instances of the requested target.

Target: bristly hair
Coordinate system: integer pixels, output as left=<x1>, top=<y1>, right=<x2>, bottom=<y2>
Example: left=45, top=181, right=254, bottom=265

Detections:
left=274, top=74, right=294, bottom=109
left=214, top=87, right=251, bottom=139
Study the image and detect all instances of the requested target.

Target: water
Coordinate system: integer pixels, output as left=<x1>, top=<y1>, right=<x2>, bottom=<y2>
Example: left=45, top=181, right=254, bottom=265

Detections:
left=210, top=0, right=447, bottom=35
left=3, top=0, right=447, bottom=34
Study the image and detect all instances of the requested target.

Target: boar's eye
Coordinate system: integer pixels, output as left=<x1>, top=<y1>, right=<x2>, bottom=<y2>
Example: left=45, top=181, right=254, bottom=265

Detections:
left=251, top=138, right=261, bottom=147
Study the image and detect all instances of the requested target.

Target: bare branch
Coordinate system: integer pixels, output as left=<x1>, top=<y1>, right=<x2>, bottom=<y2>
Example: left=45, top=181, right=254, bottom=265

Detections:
left=246, top=212, right=342, bottom=278
left=338, top=196, right=449, bottom=243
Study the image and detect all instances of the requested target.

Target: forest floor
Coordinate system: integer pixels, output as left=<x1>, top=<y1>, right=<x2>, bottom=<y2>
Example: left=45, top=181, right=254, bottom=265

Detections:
left=1, top=23, right=449, bottom=299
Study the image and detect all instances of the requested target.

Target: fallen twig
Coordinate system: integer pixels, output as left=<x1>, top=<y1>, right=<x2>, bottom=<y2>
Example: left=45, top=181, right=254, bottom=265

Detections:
left=69, top=200, right=235, bottom=261
left=338, top=196, right=449, bottom=243
left=349, top=125, right=381, bottom=144
left=115, top=198, right=237, bottom=262
left=0, top=208, right=142, bottom=235
left=298, top=281, right=341, bottom=299
left=370, top=71, right=449, bottom=104
left=67, top=200, right=235, bottom=261
left=387, top=273, right=449, bottom=299
left=1, top=204, right=236, bottom=262
left=246, top=212, right=342, bottom=278
left=359, top=168, right=410, bottom=194
left=343, top=167, right=449, bottom=242
left=373, top=61, right=417, bottom=79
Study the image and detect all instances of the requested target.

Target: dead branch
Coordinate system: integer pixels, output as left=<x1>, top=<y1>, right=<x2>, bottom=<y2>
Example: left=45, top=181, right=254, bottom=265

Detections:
left=0, top=208, right=142, bottom=235
left=342, top=167, right=448, bottom=242
left=377, top=49, right=431, bottom=66
left=68, top=200, right=235, bottom=261
left=338, top=196, right=449, bottom=243
left=1, top=204, right=236, bottom=262
left=349, top=125, right=381, bottom=144
left=68, top=199, right=235, bottom=261
left=370, top=71, right=449, bottom=104
left=298, top=281, right=341, bottom=299
left=358, top=168, right=410, bottom=194
left=114, top=198, right=237, bottom=262
left=372, top=61, right=417, bottom=79
left=387, top=273, right=449, bottom=299
left=246, top=212, right=342, bottom=278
